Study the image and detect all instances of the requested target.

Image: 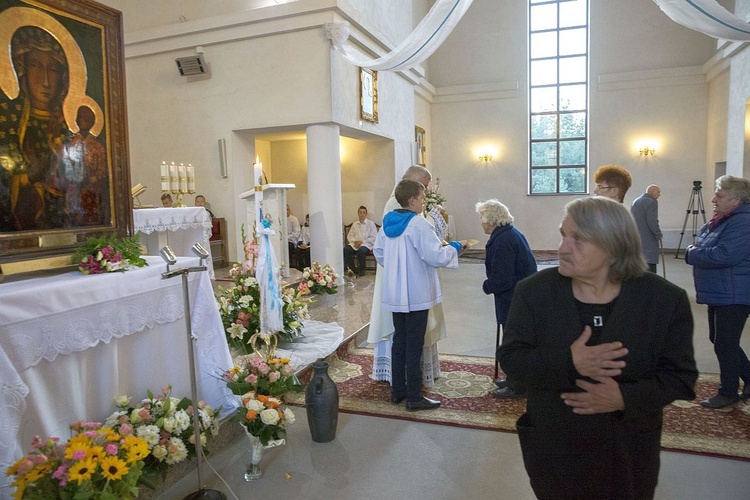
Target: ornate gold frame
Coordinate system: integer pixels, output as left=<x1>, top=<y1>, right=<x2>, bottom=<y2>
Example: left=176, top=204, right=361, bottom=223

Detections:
left=415, top=126, right=426, bottom=166
left=359, top=67, right=378, bottom=123
left=0, top=0, right=131, bottom=275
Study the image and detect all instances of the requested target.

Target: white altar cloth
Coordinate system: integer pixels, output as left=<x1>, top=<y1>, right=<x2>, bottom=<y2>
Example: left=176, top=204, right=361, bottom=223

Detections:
left=0, top=256, right=233, bottom=496
left=133, top=206, right=215, bottom=279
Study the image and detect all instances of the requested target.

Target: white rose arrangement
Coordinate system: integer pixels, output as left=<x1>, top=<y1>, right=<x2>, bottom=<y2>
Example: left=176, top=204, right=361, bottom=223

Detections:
left=105, top=385, right=219, bottom=480
left=238, top=392, right=296, bottom=445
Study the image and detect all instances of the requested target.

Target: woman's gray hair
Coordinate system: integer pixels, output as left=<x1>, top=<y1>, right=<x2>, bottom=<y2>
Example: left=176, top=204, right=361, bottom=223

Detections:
left=475, top=199, right=514, bottom=227
left=716, top=175, right=750, bottom=204
left=564, top=197, right=647, bottom=281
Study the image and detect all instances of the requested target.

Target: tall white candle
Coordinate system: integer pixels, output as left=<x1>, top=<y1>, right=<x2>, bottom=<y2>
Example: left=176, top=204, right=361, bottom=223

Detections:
left=160, top=161, right=169, bottom=192
left=254, top=161, right=263, bottom=188
left=178, top=163, right=187, bottom=192
left=169, top=162, right=178, bottom=191
left=187, top=164, right=195, bottom=192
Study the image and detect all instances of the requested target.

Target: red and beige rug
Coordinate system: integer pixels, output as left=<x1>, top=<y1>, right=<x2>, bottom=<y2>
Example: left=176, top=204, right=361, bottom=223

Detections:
left=459, top=249, right=559, bottom=266
left=288, top=342, right=750, bottom=461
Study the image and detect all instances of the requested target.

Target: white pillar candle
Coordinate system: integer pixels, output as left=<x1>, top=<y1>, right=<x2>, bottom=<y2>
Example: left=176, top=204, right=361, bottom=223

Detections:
left=160, top=161, right=169, bottom=192
left=169, top=162, right=178, bottom=191
left=178, top=163, right=187, bottom=192
left=254, top=161, right=263, bottom=187
left=187, top=164, right=195, bottom=192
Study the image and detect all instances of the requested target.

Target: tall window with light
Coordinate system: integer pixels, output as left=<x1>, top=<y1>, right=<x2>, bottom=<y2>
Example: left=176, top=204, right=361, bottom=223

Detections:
left=529, top=0, right=588, bottom=194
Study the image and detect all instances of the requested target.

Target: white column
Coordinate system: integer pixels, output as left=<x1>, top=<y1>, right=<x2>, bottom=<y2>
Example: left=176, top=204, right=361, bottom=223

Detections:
left=306, top=124, right=344, bottom=282
left=231, top=131, right=255, bottom=263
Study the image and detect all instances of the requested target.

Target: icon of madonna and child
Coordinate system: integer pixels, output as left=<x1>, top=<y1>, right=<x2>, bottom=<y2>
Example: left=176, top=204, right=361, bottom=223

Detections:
left=0, top=8, right=112, bottom=233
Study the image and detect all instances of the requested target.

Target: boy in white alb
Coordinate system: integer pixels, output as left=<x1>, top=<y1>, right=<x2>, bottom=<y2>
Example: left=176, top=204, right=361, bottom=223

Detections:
left=373, top=179, right=462, bottom=411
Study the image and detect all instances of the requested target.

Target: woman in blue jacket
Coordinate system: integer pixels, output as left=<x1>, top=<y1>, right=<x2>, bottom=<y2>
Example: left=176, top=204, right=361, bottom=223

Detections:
left=686, top=175, right=750, bottom=409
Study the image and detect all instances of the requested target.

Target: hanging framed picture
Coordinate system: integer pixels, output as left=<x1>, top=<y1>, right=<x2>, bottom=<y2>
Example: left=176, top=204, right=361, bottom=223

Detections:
left=415, top=126, right=426, bottom=166
left=359, top=67, right=378, bottom=123
left=0, top=0, right=132, bottom=274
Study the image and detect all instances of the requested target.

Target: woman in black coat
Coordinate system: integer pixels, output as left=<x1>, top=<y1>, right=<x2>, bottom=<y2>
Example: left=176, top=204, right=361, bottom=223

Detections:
left=498, top=197, right=697, bottom=500
left=475, top=199, right=537, bottom=398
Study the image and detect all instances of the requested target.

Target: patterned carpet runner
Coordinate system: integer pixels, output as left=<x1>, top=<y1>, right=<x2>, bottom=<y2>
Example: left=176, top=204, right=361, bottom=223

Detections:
left=287, top=342, right=750, bottom=461
left=459, top=249, right=559, bottom=266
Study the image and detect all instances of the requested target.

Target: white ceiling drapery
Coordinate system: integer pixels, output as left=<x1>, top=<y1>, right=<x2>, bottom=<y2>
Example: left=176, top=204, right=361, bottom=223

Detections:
left=652, top=0, right=750, bottom=41
left=324, top=0, right=474, bottom=72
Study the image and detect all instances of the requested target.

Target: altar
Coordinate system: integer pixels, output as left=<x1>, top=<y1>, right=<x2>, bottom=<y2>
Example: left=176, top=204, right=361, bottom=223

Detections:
left=0, top=256, right=234, bottom=494
left=133, top=206, right=216, bottom=279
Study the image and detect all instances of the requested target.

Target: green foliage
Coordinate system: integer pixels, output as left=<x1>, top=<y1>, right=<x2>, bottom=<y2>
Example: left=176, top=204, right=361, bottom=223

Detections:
left=71, top=234, right=147, bottom=274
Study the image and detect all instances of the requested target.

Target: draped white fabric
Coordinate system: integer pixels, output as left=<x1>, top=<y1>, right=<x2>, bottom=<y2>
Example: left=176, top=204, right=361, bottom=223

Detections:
left=653, top=0, right=750, bottom=41
left=256, top=222, right=284, bottom=334
left=274, top=320, right=344, bottom=370
left=324, top=0, right=474, bottom=72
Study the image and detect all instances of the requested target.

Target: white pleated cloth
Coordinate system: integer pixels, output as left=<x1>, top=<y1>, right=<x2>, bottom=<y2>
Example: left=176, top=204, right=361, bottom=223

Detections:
left=323, top=0, right=475, bottom=72
left=653, top=0, right=750, bottom=41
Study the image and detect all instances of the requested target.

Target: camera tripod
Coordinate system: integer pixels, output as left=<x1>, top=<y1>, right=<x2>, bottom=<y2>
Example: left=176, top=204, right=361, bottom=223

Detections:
left=674, top=181, right=707, bottom=258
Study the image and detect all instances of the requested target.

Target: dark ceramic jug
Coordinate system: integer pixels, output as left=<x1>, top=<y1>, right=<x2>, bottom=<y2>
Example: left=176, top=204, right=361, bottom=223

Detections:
left=305, top=360, right=339, bottom=443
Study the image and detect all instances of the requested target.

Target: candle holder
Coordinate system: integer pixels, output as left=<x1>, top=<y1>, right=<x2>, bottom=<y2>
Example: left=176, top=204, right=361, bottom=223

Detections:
left=160, top=161, right=196, bottom=207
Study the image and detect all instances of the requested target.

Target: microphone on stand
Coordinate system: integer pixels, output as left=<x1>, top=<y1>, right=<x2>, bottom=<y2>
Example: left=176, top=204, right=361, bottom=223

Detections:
left=159, top=245, right=226, bottom=500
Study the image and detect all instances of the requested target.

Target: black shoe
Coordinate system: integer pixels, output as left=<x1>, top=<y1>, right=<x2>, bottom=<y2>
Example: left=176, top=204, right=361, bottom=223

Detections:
left=742, top=386, right=750, bottom=401
left=492, top=386, right=526, bottom=399
left=495, top=379, right=510, bottom=389
left=700, top=394, right=741, bottom=409
left=406, top=397, right=441, bottom=411
left=391, top=395, right=406, bottom=404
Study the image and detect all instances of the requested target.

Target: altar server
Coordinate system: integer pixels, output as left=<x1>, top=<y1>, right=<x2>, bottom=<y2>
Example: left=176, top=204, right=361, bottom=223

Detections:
left=374, top=179, right=462, bottom=411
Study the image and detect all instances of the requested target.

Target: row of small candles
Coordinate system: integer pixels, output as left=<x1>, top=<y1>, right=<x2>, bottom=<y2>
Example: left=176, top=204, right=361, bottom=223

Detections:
left=160, top=161, right=196, bottom=193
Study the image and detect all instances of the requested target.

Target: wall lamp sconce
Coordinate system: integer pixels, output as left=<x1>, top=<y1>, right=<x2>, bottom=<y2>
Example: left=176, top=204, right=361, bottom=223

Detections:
left=637, top=140, right=657, bottom=156
left=477, top=147, right=496, bottom=162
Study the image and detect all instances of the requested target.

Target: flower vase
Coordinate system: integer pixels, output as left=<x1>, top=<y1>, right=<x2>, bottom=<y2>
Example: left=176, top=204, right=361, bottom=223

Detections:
left=243, top=425, right=285, bottom=481
left=245, top=435, right=265, bottom=481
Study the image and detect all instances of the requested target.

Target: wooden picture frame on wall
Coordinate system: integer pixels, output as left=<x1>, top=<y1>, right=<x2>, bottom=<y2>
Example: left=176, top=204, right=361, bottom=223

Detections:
left=0, top=0, right=132, bottom=273
left=360, top=67, right=378, bottom=123
left=415, top=126, right=426, bottom=166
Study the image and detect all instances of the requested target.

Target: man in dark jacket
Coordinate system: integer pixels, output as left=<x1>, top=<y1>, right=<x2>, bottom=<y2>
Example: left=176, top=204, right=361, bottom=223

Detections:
left=631, top=184, right=663, bottom=273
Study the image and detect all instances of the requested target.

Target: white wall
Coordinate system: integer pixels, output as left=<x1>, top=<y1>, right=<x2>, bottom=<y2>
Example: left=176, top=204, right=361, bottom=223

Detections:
left=103, top=0, right=421, bottom=262
left=101, top=0, right=735, bottom=254
left=426, top=0, right=718, bottom=250
left=727, top=47, right=750, bottom=177
left=268, top=136, right=394, bottom=227
left=122, top=27, right=332, bottom=260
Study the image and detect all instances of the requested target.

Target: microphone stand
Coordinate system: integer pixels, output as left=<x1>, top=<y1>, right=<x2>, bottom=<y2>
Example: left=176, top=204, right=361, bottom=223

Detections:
left=161, top=246, right=225, bottom=500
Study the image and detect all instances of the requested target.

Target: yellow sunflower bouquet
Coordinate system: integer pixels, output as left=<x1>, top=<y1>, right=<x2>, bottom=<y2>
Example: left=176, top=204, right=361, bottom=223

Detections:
left=5, top=420, right=150, bottom=499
